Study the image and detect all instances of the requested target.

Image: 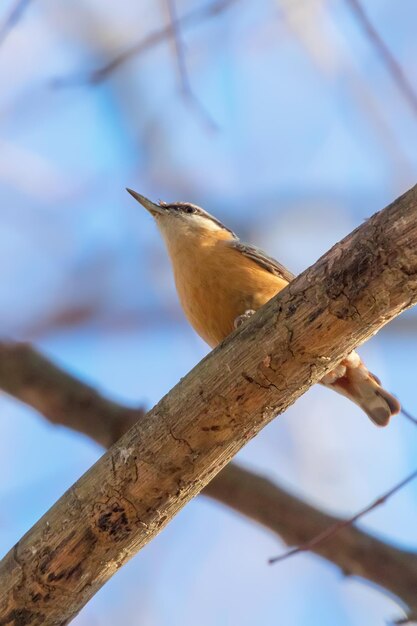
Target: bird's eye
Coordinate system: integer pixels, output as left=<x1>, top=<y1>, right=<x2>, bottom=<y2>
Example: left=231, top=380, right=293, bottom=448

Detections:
left=183, top=206, right=195, bottom=214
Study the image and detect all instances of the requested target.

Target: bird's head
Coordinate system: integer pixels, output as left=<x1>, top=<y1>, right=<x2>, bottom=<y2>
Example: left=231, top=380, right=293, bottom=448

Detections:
left=126, top=189, right=235, bottom=246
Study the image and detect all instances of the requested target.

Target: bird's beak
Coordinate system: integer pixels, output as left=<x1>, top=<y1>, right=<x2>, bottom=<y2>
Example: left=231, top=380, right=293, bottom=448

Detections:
left=126, top=189, right=165, bottom=216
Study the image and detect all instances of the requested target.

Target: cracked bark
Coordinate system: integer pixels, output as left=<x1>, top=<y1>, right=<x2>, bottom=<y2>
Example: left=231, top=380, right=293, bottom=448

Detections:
left=0, top=184, right=417, bottom=624
left=2, top=346, right=417, bottom=620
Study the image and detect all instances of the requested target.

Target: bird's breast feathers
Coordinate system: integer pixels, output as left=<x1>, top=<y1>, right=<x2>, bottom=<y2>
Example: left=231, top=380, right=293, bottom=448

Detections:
left=171, top=239, right=290, bottom=347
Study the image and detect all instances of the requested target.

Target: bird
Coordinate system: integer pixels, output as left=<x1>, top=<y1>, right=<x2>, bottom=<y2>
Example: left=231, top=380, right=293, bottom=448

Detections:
left=127, top=188, right=400, bottom=427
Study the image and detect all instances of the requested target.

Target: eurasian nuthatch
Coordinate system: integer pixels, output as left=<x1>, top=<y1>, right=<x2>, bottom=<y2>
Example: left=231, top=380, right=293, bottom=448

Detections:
left=127, top=189, right=400, bottom=427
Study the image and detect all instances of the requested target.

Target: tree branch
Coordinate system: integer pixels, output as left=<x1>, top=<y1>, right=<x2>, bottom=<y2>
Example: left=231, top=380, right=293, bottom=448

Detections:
left=51, top=0, right=240, bottom=87
left=205, top=466, right=417, bottom=621
left=164, top=0, right=218, bottom=130
left=0, top=0, right=34, bottom=47
left=0, top=344, right=143, bottom=449
left=344, top=0, right=417, bottom=117
left=0, top=184, right=417, bottom=624
left=268, top=467, right=417, bottom=565
left=2, top=345, right=417, bottom=619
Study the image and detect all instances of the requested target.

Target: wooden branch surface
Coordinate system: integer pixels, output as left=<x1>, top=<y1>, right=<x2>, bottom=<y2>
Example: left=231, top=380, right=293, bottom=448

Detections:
left=2, top=346, right=417, bottom=618
left=0, top=185, right=416, bottom=624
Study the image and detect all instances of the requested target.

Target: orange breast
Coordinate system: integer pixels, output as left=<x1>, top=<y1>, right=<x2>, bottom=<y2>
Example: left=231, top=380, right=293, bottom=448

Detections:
left=169, top=239, right=288, bottom=348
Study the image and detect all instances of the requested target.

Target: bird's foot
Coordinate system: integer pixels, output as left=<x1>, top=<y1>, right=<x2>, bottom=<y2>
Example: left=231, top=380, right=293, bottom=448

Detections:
left=234, top=309, right=256, bottom=329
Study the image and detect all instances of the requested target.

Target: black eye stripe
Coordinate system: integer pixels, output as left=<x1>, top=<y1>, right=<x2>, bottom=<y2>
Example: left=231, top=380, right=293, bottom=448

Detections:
left=163, top=202, right=237, bottom=237
left=168, top=203, right=199, bottom=215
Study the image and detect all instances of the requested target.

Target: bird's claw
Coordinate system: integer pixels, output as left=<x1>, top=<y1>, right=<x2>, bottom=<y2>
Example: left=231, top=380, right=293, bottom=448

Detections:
left=234, top=309, right=256, bottom=329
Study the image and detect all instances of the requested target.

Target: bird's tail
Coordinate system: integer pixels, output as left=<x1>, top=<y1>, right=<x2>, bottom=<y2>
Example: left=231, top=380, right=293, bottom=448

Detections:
left=321, top=351, right=400, bottom=427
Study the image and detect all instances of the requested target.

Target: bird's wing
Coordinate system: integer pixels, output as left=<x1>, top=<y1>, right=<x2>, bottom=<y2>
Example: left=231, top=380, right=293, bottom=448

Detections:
left=228, top=241, right=296, bottom=283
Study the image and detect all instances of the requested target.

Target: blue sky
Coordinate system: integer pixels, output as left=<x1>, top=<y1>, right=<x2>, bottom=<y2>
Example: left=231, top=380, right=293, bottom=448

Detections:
left=0, top=0, right=417, bottom=624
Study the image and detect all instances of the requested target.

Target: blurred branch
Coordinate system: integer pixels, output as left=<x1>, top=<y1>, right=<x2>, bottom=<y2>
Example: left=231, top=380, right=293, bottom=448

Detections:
left=1, top=183, right=417, bottom=623
left=0, top=0, right=34, bottom=46
left=52, top=0, right=240, bottom=87
left=401, top=407, right=417, bottom=428
left=277, top=0, right=414, bottom=184
left=164, top=0, right=217, bottom=130
left=205, top=466, right=417, bottom=621
left=0, top=343, right=143, bottom=448
left=1, top=343, right=417, bottom=619
left=344, top=0, right=417, bottom=117
left=269, top=467, right=417, bottom=564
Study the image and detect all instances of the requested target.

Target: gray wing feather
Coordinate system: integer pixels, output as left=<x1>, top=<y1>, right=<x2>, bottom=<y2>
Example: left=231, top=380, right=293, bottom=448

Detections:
left=229, top=241, right=295, bottom=283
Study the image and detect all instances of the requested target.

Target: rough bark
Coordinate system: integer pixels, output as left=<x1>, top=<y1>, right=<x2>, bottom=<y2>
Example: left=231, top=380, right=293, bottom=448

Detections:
left=0, top=184, right=416, bottom=624
left=2, top=345, right=417, bottom=619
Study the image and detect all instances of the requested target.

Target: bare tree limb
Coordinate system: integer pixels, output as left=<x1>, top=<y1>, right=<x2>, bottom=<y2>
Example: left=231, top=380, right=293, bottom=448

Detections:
left=205, top=465, right=417, bottom=621
left=0, top=0, right=34, bottom=46
left=2, top=344, right=417, bottom=620
left=268, top=467, right=417, bottom=564
left=344, top=0, right=417, bottom=117
left=400, top=406, right=417, bottom=428
left=51, top=0, right=240, bottom=87
left=0, top=344, right=142, bottom=449
left=0, top=184, right=417, bottom=624
left=164, top=0, right=218, bottom=130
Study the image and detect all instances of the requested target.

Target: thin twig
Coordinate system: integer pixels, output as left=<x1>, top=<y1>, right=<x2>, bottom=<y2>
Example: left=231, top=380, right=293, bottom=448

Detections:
left=2, top=343, right=417, bottom=619
left=401, top=406, right=417, bottom=428
left=1, top=184, right=417, bottom=623
left=269, top=401, right=417, bottom=565
left=165, top=0, right=218, bottom=130
left=51, top=0, right=239, bottom=88
left=0, top=0, right=34, bottom=46
left=269, top=467, right=417, bottom=565
left=344, top=0, right=417, bottom=117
